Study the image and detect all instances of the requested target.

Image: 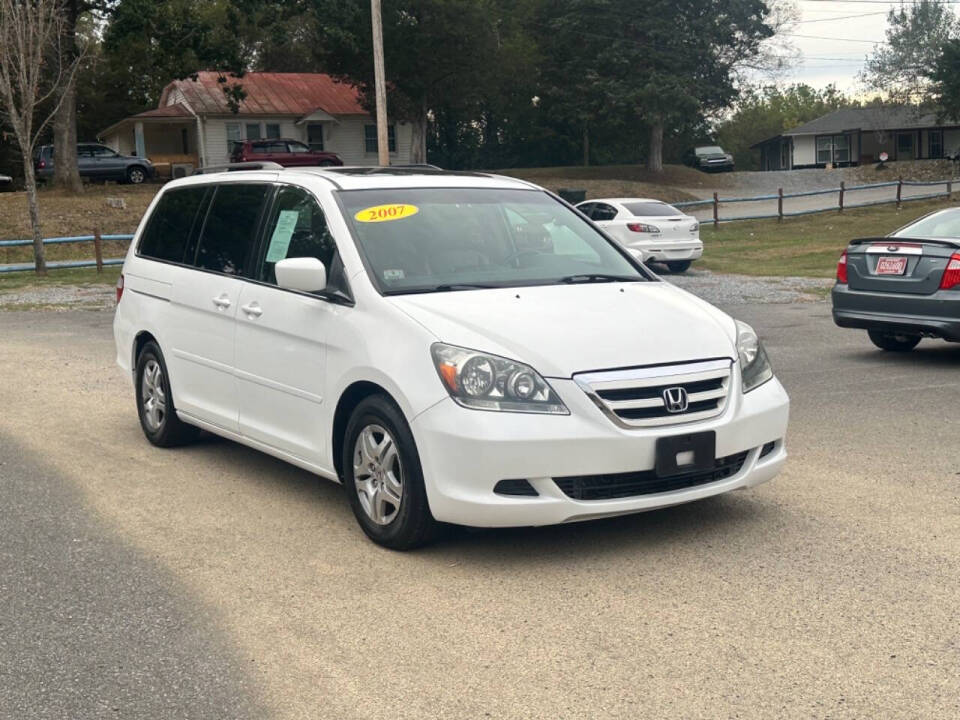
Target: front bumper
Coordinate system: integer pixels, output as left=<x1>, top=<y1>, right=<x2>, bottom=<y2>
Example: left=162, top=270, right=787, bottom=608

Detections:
left=832, top=284, right=960, bottom=341
left=627, top=239, right=703, bottom=263
left=411, top=373, right=789, bottom=527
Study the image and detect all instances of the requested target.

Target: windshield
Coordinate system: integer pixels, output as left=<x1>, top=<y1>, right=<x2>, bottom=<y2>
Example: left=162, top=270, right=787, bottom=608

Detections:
left=893, top=210, right=960, bottom=239
left=695, top=146, right=724, bottom=156
left=622, top=201, right=683, bottom=217
left=339, top=188, right=646, bottom=294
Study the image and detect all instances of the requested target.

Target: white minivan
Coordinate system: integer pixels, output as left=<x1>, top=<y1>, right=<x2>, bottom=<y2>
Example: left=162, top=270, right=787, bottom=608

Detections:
left=114, top=166, right=789, bottom=549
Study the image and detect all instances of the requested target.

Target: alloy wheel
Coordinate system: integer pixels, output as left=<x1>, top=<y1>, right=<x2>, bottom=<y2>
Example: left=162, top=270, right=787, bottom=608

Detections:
left=141, top=359, right=166, bottom=431
left=353, top=424, right=403, bottom=525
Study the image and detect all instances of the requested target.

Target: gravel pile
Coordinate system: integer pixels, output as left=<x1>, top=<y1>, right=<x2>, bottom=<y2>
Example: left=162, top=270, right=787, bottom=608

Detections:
left=662, top=267, right=832, bottom=305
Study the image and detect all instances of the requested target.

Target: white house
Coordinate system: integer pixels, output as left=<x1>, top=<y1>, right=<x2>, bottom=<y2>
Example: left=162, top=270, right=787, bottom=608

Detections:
left=752, top=106, right=960, bottom=171
left=99, top=71, right=414, bottom=177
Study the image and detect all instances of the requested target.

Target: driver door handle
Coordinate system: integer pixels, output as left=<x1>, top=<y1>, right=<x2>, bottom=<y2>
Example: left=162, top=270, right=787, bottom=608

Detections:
left=241, top=302, right=263, bottom=318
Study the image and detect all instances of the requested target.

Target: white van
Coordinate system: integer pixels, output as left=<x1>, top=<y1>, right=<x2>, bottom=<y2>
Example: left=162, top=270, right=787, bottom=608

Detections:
left=114, top=166, right=789, bottom=549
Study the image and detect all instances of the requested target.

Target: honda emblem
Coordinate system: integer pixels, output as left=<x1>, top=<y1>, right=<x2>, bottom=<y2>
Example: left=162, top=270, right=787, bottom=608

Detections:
left=662, top=387, right=689, bottom=413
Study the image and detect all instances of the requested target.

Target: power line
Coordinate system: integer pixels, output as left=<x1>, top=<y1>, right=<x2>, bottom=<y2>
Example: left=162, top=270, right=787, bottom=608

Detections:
left=796, top=11, right=887, bottom=21
left=785, top=32, right=888, bottom=42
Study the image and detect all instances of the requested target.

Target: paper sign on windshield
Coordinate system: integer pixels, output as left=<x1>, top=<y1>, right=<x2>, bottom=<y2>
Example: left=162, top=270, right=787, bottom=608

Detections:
left=355, top=204, right=419, bottom=223
left=265, top=210, right=300, bottom=262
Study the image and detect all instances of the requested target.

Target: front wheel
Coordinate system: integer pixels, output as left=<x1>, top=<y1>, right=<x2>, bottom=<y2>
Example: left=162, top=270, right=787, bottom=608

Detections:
left=666, top=260, right=692, bottom=273
left=868, top=330, right=921, bottom=352
left=342, top=395, right=438, bottom=550
left=126, top=166, right=147, bottom=184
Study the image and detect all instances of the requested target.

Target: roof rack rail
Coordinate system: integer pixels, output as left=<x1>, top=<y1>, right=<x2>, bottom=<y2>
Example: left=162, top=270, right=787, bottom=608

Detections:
left=192, top=161, right=284, bottom=175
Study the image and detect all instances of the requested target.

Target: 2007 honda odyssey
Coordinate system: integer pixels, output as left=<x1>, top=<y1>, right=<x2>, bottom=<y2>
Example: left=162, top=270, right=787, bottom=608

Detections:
left=114, top=166, right=789, bottom=548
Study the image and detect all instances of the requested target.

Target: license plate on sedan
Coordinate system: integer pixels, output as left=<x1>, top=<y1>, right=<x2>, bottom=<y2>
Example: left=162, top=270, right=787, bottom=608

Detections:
left=876, top=256, right=908, bottom=275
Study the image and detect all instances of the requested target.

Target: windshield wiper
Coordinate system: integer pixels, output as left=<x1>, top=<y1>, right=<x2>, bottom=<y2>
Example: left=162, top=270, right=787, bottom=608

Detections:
left=558, top=273, right=642, bottom=284
left=432, top=283, right=498, bottom=291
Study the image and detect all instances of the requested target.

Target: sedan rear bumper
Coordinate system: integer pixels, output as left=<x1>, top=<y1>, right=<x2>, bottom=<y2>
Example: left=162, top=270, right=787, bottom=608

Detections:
left=832, top=284, right=960, bottom=341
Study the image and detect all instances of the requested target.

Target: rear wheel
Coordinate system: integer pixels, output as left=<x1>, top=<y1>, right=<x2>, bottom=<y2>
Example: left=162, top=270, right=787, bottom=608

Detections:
left=666, top=260, right=692, bottom=273
left=135, top=341, right=200, bottom=447
left=868, top=330, right=921, bottom=352
left=126, top=166, right=147, bottom=184
left=342, top=395, right=438, bottom=550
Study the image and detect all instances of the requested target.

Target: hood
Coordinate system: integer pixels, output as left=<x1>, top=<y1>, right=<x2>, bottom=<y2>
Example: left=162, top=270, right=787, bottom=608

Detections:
left=387, top=281, right=737, bottom=378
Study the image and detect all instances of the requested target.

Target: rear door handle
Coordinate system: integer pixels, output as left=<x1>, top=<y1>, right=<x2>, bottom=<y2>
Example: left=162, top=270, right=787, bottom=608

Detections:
left=212, top=293, right=231, bottom=309
left=241, top=302, right=263, bottom=318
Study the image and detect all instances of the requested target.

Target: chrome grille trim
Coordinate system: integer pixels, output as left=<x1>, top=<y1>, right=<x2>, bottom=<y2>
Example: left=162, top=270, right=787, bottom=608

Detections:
left=574, top=358, right=734, bottom=428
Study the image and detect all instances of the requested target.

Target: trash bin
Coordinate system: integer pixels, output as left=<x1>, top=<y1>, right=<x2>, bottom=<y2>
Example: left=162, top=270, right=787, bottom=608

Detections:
left=557, top=188, right=586, bottom=204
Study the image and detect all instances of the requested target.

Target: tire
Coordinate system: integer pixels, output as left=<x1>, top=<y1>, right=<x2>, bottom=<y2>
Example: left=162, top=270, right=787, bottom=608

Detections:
left=342, top=394, right=439, bottom=550
left=135, top=341, right=200, bottom=447
left=126, top=166, right=147, bottom=184
left=868, top=330, right=921, bottom=352
left=666, top=260, right=692, bottom=273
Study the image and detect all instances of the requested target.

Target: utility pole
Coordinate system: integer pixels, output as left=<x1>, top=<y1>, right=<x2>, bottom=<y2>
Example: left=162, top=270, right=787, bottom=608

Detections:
left=371, top=0, right=390, bottom=166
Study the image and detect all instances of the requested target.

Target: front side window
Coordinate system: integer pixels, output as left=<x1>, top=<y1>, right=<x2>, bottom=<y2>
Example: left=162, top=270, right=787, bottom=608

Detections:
left=139, top=187, right=208, bottom=263
left=193, top=184, right=269, bottom=275
left=91, top=145, right=117, bottom=158
left=288, top=141, right=310, bottom=153
left=364, top=124, right=397, bottom=153
left=339, top=187, right=646, bottom=295
left=591, top=204, right=618, bottom=221
left=256, top=186, right=343, bottom=293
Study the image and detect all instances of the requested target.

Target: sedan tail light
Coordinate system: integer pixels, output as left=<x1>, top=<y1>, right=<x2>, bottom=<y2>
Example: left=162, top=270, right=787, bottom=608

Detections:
left=627, top=223, right=660, bottom=233
left=38, top=160, right=46, bottom=169
left=116, top=273, right=124, bottom=303
left=836, top=250, right=848, bottom=284
left=940, top=252, right=960, bottom=290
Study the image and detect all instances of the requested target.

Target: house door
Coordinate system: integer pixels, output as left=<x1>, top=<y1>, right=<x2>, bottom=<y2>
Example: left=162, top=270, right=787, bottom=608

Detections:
left=780, top=141, right=790, bottom=170
left=896, top=132, right=915, bottom=160
left=307, top=123, right=324, bottom=151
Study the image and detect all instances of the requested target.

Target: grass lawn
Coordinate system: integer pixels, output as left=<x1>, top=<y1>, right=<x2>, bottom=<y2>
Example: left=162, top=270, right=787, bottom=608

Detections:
left=698, top=197, right=960, bottom=278
left=0, top=265, right=121, bottom=291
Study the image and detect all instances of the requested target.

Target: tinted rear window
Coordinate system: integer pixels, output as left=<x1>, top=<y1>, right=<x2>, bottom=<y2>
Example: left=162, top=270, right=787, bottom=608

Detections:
left=138, top=187, right=208, bottom=263
left=193, top=184, right=269, bottom=275
left=622, top=202, right=683, bottom=217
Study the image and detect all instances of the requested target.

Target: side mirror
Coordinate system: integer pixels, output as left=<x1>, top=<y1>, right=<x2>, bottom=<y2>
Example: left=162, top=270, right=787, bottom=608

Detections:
left=275, top=257, right=327, bottom=293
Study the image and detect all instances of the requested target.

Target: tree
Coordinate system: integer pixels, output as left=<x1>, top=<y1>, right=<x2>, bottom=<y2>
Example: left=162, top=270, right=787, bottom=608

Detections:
left=52, top=0, right=87, bottom=193
left=716, top=84, right=853, bottom=170
left=0, top=0, right=82, bottom=274
left=930, top=39, right=960, bottom=125
left=861, top=0, right=959, bottom=104
left=535, top=0, right=778, bottom=171
left=309, top=0, right=506, bottom=164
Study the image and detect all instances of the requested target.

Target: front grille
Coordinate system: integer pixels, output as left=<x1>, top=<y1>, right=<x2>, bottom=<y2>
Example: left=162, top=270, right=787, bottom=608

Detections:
left=553, top=451, right=749, bottom=501
left=574, top=359, right=733, bottom=428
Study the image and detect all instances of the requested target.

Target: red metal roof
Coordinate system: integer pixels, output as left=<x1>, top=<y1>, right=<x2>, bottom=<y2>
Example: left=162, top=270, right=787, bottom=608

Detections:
left=131, top=103, right=194, bottom=119
left=159, top=72, right=367, bottom=117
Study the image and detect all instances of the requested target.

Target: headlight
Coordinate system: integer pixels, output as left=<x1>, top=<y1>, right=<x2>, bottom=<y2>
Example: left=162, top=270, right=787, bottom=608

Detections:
left=735, top=320, right=773, bottom=392
left=431, top=343, right=569, bottom=414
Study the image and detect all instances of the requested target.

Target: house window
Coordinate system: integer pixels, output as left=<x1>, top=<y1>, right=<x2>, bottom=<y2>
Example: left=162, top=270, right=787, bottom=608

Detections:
left=181, top=128, right=189, bottom=154
left=816, top=136, right=832, bottom=164
left=307, top=123, right=324, bottom=151
left=897, top=132, right=914, bottom=159
left=246, top=123, right=262, bottom=140
left=364, top=124, right=396, bottom=153
left=265, top=123, right=281, bottom=139
left=929, top=130, right=944, bottom=158
left=833, top=134, right=850, bottom=164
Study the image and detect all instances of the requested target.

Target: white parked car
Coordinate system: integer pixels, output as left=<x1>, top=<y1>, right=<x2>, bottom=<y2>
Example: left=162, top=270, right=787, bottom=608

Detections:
left=576, top=197, right=702, bottom=273
left=114, top=166, right=788, bottom=549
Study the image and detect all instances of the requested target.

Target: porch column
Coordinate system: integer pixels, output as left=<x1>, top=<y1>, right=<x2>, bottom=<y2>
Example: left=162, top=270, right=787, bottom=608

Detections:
left=134, top=121, right=146, bottom=159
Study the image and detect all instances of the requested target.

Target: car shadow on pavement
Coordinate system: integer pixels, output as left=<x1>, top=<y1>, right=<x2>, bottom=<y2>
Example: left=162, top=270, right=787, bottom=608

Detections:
left=844, top=342, right=960, bottom=367
left=0, top=431, right=272, bottom=719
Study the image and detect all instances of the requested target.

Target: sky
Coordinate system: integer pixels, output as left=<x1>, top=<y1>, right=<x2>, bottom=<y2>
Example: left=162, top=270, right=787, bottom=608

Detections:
left=772, top=0, right=944, bottom=92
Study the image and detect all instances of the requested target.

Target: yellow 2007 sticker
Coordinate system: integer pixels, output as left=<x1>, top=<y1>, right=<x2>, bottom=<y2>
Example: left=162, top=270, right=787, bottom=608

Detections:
left=355, top=204, right=419, bottom=223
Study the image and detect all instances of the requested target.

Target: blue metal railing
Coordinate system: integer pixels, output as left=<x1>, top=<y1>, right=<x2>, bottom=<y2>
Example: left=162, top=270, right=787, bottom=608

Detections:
left=0, top=234, right=132, bottom=274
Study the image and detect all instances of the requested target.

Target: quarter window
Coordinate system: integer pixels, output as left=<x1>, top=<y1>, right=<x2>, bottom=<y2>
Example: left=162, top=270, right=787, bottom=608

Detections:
left=138, top=187, right=208, bottom=263
left=193, top=184, right=269, bottom=275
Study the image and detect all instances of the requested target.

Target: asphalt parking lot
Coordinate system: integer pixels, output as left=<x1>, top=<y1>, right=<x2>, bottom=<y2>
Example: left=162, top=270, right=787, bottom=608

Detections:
left=1, top=298, right=959, bottom=719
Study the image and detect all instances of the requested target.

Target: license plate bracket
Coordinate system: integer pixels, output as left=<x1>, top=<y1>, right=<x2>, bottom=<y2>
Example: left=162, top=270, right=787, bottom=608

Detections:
left=876, top=256, right=908, bottom=275
left=655, top=431, right=716, bottom=478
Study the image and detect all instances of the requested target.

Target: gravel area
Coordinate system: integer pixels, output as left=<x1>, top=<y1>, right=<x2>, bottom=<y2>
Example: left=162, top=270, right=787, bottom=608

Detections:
left=0, top=269, right=832, bottom=311
left=659, top=266, right=832, bottom=305
left=0, top=284, right=114, bottom=311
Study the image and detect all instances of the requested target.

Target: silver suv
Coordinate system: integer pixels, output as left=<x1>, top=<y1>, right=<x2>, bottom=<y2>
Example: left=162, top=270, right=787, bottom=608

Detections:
left=35, top=143, right=154, bottom=184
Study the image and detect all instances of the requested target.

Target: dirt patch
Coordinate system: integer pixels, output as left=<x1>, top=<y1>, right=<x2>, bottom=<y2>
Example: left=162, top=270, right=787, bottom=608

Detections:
left=0, top=184, right=158, bottom=241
